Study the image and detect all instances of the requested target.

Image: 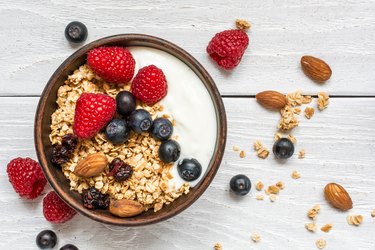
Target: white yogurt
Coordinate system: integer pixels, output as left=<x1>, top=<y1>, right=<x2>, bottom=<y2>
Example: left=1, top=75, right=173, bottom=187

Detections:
left=128, top=46, right=217, bottom=189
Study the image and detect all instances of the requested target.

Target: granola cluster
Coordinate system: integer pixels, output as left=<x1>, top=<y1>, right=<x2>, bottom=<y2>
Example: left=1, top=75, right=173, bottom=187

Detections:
left=50, top=65, right=190, bottom=212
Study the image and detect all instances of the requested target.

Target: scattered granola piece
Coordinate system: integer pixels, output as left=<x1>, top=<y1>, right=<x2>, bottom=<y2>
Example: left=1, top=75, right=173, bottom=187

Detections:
left=239, top=150, right=246, bottom=158
left=235, top=19, right=251, bottom=31
left=267, top=185, right=280, bottom=194
left=256, top=194, right=264, bottom=200
left=293, top=107, right=301, bottom=115
left=298, top=149, right=305, bottom=159
left=275, top=181, right=285, bottom=190
left=274, top=132, right=282, bottom=141
left=255, top=181, right=264, bottom=191
left=287, top=134, right=297, bottom=144
left=307, top=205, right=321, bottom=220
left=321, top=224, right=333, bottom=233
left=286, top=90, right=304, bottom=106
left=305, top=222, right=317, bottom=232
left=278, top=106, right=299, bottom=131
left=232, top=145, right=240, bottom=152
left=253, top=140, right=269, bottom=159
left=347, top=215, right=363, bottom=226
left=302, top=95, right=313, bottom=104
left=269, top=194, right=277, bottom=202
left=291, top=170, right=301, bottom=179
left=214, top=243, right=222, bottom=250
left=317, top=92, right=329, bottom=111
left=304, top=107, right=315, bottom=119
left=315, top=239, right=326, bottom=249
left=251, top=232, right=261, bottom=243
left=371, top=210, right=375, bottom=217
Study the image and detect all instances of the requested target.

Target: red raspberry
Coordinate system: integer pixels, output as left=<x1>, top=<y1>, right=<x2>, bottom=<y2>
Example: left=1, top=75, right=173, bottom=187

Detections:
left=131, top=65, right=168, bottom=105
left=207, top=29, right=249, bottom=70
left=87, top=46, right=135, bottom=84
left=73, top=93, right=116, bottom=139
left=6, top=158, right=46, bottom=199
left=43, top=191, right=77, bottom=223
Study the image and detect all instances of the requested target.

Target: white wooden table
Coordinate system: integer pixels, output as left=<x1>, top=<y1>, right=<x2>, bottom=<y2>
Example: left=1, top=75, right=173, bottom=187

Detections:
left=1, top=1, right=375, bottom=249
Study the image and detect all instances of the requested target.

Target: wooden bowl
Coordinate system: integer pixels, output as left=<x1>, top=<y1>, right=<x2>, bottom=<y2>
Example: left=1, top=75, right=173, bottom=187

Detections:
left=34, top=34, right=227, bottom=226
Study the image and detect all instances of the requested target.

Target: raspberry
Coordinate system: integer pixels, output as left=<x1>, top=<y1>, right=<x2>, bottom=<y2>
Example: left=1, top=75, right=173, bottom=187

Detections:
left=6, top=158, right=46, bottom=199
left=43, top=191, right=76, bottom=223
left=87, top=46, right=135, bottom=84
left=206, top=29, right=249, bottom=70
left=73, top=93, right=116, bottom=139
left=131, top=65, right=168, bottom=105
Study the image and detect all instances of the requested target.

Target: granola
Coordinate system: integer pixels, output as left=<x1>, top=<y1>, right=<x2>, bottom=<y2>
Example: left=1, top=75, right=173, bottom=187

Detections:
left=253, top=140, right=269, bottom=159
left=291, top=170, right=301, bottom=179
left=321, top=224, right=332, bottom=233
left=255, top=181, right=264, bottom=191
left=298, top=149, right=305, bottom=159
left=214, top=243, right=222, bottom=250
left=317, top=92, right=329, bottom=111
left=304, top=107, right=315, bottom=119
left=251, top=232, right=261, bottom=243
left=50, top=65, right=190, bottom=212
left=347, top=215, right=363, bottom=226
left=315, top=239, right=326, bottom=249
left=307, top=205, right=321, bottom=220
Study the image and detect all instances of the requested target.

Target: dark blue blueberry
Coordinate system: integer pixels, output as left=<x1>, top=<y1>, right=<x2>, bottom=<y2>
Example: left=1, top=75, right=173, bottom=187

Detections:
left=177, top=158, right=202, bottom=181
left=128, top=109, right=153, bottom=133
left=151, top=118, right=173, bottom=141
left=60, top=244, right=79, bottom=250
left=116, top=91, right=136, bottom=116
left=105, top=119, right=130, bottom=144
left=230, top=174, right=251, bottom=196
left=64, top=21, right=88, bottom=43
left=158, top=140, right=181, bottom=163
left=273, top=138, right=294, bottom=159
left=36, top=230, right=57, bottom=249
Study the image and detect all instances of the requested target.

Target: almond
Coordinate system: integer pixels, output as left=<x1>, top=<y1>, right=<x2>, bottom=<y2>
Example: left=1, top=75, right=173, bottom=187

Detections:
left=301, top=55, right=332, bottom=82
left=255, top=90, right=287, bottom=110
left=109, top=199, right=144, bottom=217
left=73, top=153, right=108, bottom=178
left=324, top=183, right=353, bottom=211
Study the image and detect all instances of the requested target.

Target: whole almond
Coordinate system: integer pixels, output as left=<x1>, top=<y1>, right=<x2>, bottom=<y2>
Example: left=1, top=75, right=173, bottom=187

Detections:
left=256, top=90, right=287, bottom=110
left=73, top=153, right=108, bottom=178
left=324, top=183, right=353, bottom=211
left=301, top=55, right=332, bottom=82
left=109, top=199, right=144, bottom=217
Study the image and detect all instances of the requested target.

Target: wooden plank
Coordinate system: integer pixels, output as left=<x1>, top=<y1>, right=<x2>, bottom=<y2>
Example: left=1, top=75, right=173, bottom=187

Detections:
left=1, top=0, right=375, bottom=96
left=0, top=96, right=374, bottom=249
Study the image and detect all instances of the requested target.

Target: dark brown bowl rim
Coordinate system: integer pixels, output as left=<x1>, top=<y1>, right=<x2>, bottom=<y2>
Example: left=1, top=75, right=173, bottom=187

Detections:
left=34, top=34, right=227, bottom=226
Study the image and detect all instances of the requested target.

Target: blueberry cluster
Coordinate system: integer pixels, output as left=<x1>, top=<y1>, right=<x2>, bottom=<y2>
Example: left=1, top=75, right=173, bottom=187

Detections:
left=105, top=90, right=202, bottom=182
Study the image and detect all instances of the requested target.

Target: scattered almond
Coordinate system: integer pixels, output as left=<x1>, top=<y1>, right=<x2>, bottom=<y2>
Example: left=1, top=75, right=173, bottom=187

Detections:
left=321, top=224, right=333, bottom=233
left=305, top=222, right=317, bottom=232
left=301, top=55, right=332, bottom=82
left=255, top=181, right=264, bottom=191
left=315, top=238, right=327, bottom=249
left=324, top=183, right=353, bottom=211
left=109, top=199, right=145, bottom=217
left=73, top=153, right=108, bottom=178
left=347, top=215, right=363, bottom=226
left=291, top=170, right=301, bottom=179
left=256, top=90, right=287, bottom=110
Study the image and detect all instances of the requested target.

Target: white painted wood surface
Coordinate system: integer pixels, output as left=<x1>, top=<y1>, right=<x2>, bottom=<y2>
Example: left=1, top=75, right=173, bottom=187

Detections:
left=0, top=1, right=375, bottom=250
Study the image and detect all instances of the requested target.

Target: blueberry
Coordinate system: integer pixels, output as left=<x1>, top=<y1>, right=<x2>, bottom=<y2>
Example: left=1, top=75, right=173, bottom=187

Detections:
left=273, top=138, right=294, bottom=159
left=105, top=119, right=130, bottom=144
left=230, top=174, right=251, bottom=196
left=159, top=140, right=181, bottom=163
left=60, top=244, right=79, bottom=250
left=128, top=109, right=152, bottom=133
left=116, top=91, right=136, bottom=116
left=64, top=21, right=88, bottom=43
left=36, top=230, right=57, bottom=249
left=177, top=158, right=202, bottom=181
left=151, top=118, right=173, bottom=141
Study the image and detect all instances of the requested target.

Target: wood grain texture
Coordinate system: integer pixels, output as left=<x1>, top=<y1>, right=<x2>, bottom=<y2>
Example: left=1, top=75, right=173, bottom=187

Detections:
left=1, top=0, right=375, bottom=96
left=0, top=97, right=374, bottom=249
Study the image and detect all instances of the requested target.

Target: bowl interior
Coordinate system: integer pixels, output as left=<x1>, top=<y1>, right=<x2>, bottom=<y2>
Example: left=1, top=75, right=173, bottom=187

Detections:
left=35, top=34, right=227, bottom=226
